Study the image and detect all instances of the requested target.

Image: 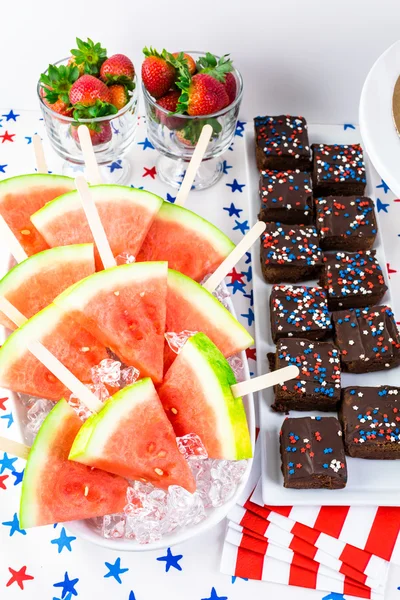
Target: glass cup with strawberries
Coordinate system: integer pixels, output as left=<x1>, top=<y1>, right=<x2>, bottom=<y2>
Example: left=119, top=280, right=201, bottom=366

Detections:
left=37, top=38, right=138, bottom=184
left=141, top=49, right=243, bottom=190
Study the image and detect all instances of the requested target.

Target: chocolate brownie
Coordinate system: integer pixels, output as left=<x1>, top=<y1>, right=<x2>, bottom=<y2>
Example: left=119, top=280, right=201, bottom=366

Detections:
left=312, top=144, right=366, bottom=196
left=269, top=338, right=341, bottom=412
left=332, top=305, right=400, bottom=373
left=254, top=116, right=312, bottom=171
left=258, top=170, right=313, bottom=225
left=280, top=416, right=347, bottom=489
left=316, top=196, right=377, bottom=251
left=269, top=285, right=332, bottom=343
left=340, top=386, right=400, bottom=459
left=260, top=223, right=323, bottom=284
left=319, top=250, right=387, bottom=311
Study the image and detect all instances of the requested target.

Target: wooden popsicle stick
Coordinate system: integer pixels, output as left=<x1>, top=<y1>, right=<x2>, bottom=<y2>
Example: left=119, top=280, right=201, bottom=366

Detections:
left=174, top=124, right=213, bottom=206
left=32, top=134, right=48, bottom=174
left=0, top=215, right=28, bottom=263
left=75, top=176, right=117, bottom=270
left=230, top=365, right=300, bottom=398
left=77, top=125, right=102, bottom=185
left=203, top=221, right=266, bottom=293
left=0, top=436, right=30, bottom=460
left=0, top=296, right=103, bottom=414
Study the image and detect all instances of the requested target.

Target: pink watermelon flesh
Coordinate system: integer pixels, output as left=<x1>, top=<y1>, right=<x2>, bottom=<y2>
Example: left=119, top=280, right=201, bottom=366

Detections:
left=20, top=399, right=128, bottom=528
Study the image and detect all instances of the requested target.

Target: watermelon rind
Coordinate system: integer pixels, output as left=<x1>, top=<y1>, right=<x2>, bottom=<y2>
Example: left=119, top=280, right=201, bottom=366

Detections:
left=167, top=269, right=254, bottom=353
left=0, top=173, right=74, bottom=198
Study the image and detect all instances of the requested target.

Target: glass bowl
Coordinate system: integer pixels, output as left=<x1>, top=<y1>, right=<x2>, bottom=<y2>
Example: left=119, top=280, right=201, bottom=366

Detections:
left=37, top=58, right=139, bottom=184
left=142, top=51, right=243, bottom=190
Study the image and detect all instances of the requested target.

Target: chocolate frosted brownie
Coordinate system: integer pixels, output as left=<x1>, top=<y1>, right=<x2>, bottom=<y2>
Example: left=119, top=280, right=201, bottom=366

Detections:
left=332, top=305, right=400, bottom=373
left=319, top=250, right=387, bottom=311
left=269, top=285, right=332, bottom=343
left=316, top=196, right=377, bottom=251
left=258, top=170, right=313, bottom=225
left=280, top=416, right=347, bottom=489
left=260, top=223, right=323, bottom=284
left=269, top=338, right=341, bottom=412
left=340, top=386, right=400, bottom=459
left=312, top=144, right=366, bottom=196
left=254, top=116, right=311, bottom=171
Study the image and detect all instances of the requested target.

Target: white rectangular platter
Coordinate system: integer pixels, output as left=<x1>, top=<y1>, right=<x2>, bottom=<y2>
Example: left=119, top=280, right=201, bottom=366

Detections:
left=246, top=123, right=400, bottom=506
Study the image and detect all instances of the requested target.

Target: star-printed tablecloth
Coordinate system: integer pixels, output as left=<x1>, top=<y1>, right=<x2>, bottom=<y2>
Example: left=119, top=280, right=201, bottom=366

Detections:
left=0, top=109, right=399, bottom=600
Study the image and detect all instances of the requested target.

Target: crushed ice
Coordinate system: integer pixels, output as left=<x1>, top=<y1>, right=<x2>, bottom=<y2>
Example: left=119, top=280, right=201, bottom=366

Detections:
left=164, top=330, right=198, bottom=354
left=115, top=252, right=136, bottom=265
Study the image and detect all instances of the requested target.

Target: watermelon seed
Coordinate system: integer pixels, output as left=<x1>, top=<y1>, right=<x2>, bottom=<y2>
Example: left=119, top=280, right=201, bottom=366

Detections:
left=147, top=442, right=155, bottom=453
left=84, top=485, right=89, bottom=496
left=139, top=477, right=148, bottom=482
left=81, top=346, right=90, bottom=353
left=114, top=291, right=120, bottom=296
left=45, top=372, right=57, bottom=383
left=157, top=450, right=167, bottom=458
left=171, top=407, right=178, bottom=415
left=20, top=229, right=31, bottom=235
left=140, top=291, right=145, bottom=297
left=154, top=468, right=164, bottom=476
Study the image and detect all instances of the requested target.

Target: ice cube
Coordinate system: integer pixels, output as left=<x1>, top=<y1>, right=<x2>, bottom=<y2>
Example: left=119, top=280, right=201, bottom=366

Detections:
left=176, top=433, right=208, bottom=460
left=200, top=276, right=231, bottom=308
left=164, top=330, right=198, bottom=354
left=102, top=514, right=126, bottom=539
left=167, top=485, right=205, bottom=527
left=68, top=382, right=109, bottom=421
left=91, top=358, right=121, bottom=387
left=116, top=252, right=136, bottom=265
left=227, top=355, right=246, bottom=383
left=120, top=366, right=140, bottom=386
left=24, top=398, right=53, bottom=444
left=125, top=518, right=163, bottom=543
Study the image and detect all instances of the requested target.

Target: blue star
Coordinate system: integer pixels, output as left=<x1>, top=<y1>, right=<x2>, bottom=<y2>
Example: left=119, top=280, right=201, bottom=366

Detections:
left=377, top=179, right=390, bottom=194
left=129, top=593, right=136, bottom=600
left=138, top=137, right=154, bottom=150
left=228, top=142, right=234, bottom=151
left=1, top=412, right=14, bottom=428
left=53, top=572, right=79, bottom=598
left=245, top=251, right=251, bottom=264
left=227, top=280, right=246, bottom=294
left=53, top=595, right=73, bottom=600
left=343, top=123, right=355, bottom=130
left=322, top=594, right=345, bottom=600
left=223, top=203, right=242, bottom=218
left=233, top=220, right=250, bottom=235
left=226, top=179, right=245, bottom=193
left=2, top=110, right=19, bottom=122
left=0, top=452, right=17, bottom=474
left=166, top=192, right=176, bottom=203
left=242, top=266, right=252, bottom=282
left=234, top=126, right=244, bottom=137
left=108, top=160, right=123, bottom=173
left=241, top=308, right=254, bottom=327
left=201, top=587, right=228, bottom=600
left=51, top=527, right=76, bottom=553
left=130, top=184, right=144, bottom=190
left=222, top=160, right=232, bottom=174
left=244, top=289, right=254, bottom=306
left=376, top=198, right=390, bottom=213
left=0, top=164, right=7, bottom=173
left=2, top=513, right=26, bottom=537
left=25, top=136, right=32, bottom=144
left=0, top=118, right=2, bottom=128
left=11, top=469, right=24, bottom=485
left=157, top=547, right=183, bottom=572
left=104, top=557, right=129, bottom=584
left=236, top=120, right=246, bottom=130
left=111, top=122, right=119, bottom=135
left=232, top=576, right=248, bottom=583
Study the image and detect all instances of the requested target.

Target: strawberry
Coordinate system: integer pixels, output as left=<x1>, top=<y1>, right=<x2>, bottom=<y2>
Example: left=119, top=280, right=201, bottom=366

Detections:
left=196, top=52, right=236, bottom=104
left=71, top=121, right=112, bottom=146
left=67, top=56, right=85, bottom=76
left=69, top=75, right=112, bottom=106
left=70, top=37, right=107, bottom=76
left=156, top=90, right=182, bottom=130
left=100, top=54, right=135, bottom=90
left=40, top=63, right=79, bottom=115
left=223, top=72, right=237, bottom=104
left=142, top=47, right=177, bottom=99
left=172, top=52, right=196, bottom=75
left=109, top=84, right=130, bottom=110
left=176, top=72, right=229, bottom=116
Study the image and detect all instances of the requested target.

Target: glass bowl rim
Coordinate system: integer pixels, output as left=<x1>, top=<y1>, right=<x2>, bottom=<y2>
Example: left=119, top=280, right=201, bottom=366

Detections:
left=37, top=56, right=137, bottom=123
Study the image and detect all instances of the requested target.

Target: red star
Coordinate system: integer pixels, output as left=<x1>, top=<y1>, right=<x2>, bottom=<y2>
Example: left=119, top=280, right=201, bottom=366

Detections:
left=0, top=396, right=8, bottom=411
left=0, top=474, right=8, bottom=489
left=246, top=347, right=257, bottom=361
left=387, top=263, right=397, bottom=277
left=6, top=566, right=34, bottom=590
left=143, top=166, right=157, bottom=179
left=227, top=267, right=245, bottom=284
left=393, top=199, right=400, bottom=202
left=0, top=131, right=15, bottom=143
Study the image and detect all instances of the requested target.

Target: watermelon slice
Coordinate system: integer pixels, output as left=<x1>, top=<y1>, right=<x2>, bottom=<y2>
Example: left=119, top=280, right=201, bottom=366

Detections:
left=0, top=243, right=95, bottom=331
left=20, top=398, right=128, bottom=528
left=54, top=262, right=168, bottom=383
left=165, top=269, right=254, bottom=371
left=69, top=378, right=196, bottom=493
left=158, top=332, right=252, bottom=460
left=30, top=185, right=163, bottom=269
left=0, top=304, right=109, bottom=400
left=0, top=174, right=74, bottom=255
left=136, top=202, right=235, bottom=281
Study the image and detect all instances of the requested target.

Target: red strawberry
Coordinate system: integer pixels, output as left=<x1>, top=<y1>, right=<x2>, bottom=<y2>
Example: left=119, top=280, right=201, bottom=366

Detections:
left=156, top=90, right=182, bottom=130
left=109, top=84, right=130, bottom=110
left=172, top=52, right=196, bottom=75
left=40, top=87, right=73, bottom=116
left=196, top=52, right=236, bottom=104
left=142, top=47, right=176, bottom=99
left=67, top=56, right=85, bottom=76
left=223, top=72, right=237, bottom=104
left=100, top=54, right=135, bottom=89
left=40, top=63, right=79, bottom=115
left=71, top=122, right=112, bottom=146
left=177, top=73, right=229, bottom=116
left=69, top=75, right=112, bottom=106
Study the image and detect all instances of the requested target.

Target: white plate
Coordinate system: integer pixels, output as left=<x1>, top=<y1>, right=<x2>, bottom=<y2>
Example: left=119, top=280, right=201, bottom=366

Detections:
left=246, top=123, right=400, bottom=506
left=360, top=39, right=400, bottom=198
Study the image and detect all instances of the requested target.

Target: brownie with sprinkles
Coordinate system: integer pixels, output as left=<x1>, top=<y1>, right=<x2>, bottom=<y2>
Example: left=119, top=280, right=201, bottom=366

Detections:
left=319, top=250, right=388, bottom=311
left=316, top=196, right=378, bottom=251
left=254, top=116, right=312, bottom=172
left=270, top=285, right=332, bottom=343
left=340, top=386, right=400, bottom=459
left=260, top=223, right=323, bottom=284
left=280, top=416, right=347, bottom=489
left=268, top=338, right=341, bottom=412
left=332, top=305, right=400, bottom=373
left=258, top=170, right=313, bottom=225
left=312, top=143, right=366, bottom=197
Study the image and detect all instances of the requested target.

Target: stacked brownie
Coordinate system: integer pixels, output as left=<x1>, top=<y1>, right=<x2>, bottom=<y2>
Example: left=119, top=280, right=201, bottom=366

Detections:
left=254, top=115, right=399, bottom=490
